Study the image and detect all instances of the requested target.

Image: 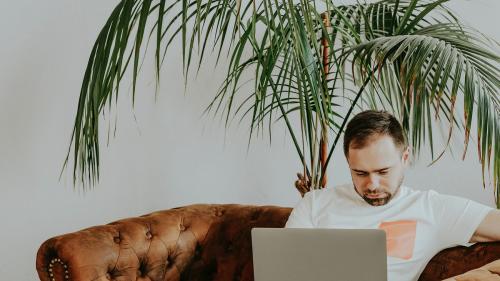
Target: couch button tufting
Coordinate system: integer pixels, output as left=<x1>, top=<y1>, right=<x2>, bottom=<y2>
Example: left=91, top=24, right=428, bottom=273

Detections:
left=106, top=272, right=111, bottom=279
left=113, top=236, right=121, bottom=243
left=146, top=231, right=152, bottom=239
left=167, top=256, right=174, bottom=267
left=179, top=224, right=185, bottom=231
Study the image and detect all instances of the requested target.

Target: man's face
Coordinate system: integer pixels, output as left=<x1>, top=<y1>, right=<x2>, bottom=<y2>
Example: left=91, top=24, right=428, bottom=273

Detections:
left=346, top=135, right=409, bottom=206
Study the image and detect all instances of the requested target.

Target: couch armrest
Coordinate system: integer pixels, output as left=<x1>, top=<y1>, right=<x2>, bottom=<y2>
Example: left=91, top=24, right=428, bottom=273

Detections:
left=419, top=242, right=500, bottom=281
left=36, top=205, right=214, bottom=281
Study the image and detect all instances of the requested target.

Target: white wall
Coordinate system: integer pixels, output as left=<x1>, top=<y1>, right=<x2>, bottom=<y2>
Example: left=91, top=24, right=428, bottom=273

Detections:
left=0, top=0, right=498, bottom=280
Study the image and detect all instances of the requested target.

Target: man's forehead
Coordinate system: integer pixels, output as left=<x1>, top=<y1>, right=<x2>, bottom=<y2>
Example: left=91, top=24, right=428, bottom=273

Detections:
left=347, top=136, right=402, bottom=170
left=348, top=151, right=400, bottom=169
left=348, top=137, right=402, bottom=157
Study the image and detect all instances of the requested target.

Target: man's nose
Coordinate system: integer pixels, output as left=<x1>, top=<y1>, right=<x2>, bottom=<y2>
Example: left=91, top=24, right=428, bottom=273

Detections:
left=367, top=175, right=380, bottom=190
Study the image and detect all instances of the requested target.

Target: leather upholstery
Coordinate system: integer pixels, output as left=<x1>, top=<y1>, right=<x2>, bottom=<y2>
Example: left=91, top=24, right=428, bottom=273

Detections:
left=36, top=204, right=500, bottom=281
left=419, top=240, right=500, bottom=280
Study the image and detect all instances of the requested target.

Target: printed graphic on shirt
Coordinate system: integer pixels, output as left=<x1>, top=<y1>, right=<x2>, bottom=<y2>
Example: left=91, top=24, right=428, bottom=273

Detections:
left=378, top=220, right=417, bottom=260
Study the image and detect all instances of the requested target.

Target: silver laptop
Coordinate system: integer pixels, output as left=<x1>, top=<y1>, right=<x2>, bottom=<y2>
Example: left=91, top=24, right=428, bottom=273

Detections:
left=251, top=228, right=387, bottom=281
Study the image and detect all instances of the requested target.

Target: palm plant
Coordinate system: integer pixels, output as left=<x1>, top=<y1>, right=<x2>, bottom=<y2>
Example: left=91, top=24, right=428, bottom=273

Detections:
left=65, top=0, right=500, bottom=206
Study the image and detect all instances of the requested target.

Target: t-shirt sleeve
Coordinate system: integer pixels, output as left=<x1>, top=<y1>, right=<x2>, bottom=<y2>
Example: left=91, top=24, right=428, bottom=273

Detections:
left=285, top=191, right=316, bottom=228
left=430, top=191, right=493, bottom=246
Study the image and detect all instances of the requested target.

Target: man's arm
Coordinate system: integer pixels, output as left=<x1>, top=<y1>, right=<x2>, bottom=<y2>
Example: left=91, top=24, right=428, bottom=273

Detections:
left=441, top=210, right=500, bottom=280
left=285, top=191, right=315, bottom=228
left=470, top=210, right=500, bottom=243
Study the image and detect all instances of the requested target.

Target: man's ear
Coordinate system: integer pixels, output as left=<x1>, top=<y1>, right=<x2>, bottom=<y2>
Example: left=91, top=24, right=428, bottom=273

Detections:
left=402, top=146, right=411, bottom=165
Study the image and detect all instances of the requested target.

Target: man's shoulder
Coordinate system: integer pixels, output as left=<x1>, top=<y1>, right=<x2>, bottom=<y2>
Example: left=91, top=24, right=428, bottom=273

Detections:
left=306, top=183, right=353, bottom=195
left=401, top=186, right=448, bottom=198
left=302, top=183, right=355, bottom=203
left=395, top=186, right=462, bottom=208
left=394, top=185, right=432, bottom=199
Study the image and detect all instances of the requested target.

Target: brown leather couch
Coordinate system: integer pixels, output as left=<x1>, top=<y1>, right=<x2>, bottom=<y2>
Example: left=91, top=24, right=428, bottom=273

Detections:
left=36, top=204, right=500, bottom=281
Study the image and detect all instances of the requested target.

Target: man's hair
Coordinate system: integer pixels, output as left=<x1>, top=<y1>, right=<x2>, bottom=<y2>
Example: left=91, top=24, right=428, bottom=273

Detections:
left=343, top=110, right=407, bottom=157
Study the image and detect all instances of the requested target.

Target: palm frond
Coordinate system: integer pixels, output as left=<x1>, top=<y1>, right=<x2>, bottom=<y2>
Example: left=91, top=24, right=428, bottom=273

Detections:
left=342, top=11, right=499, bottom=194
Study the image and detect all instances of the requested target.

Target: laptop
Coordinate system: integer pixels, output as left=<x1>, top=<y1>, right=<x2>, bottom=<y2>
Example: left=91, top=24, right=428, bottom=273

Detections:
left=251, top=228, right=387, bottom=281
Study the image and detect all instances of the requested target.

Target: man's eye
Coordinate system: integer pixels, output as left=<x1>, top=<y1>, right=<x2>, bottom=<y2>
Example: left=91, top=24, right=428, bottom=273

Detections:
left=379, top=171, right=388, bottom=175
left=356, top=173, right=367, bottom=176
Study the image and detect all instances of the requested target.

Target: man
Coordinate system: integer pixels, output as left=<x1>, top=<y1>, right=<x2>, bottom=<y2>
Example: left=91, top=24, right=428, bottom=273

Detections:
left=285, top=110, right=500, bottom=281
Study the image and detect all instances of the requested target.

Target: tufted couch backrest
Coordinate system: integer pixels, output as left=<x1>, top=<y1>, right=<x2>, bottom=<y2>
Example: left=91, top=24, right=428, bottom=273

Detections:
left=36, top=204, right=291, bottom=281
left=36, top=204, right=500, bottom=281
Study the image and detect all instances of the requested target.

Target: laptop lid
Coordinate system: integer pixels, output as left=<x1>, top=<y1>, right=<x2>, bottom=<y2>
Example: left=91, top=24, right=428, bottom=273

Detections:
left=251, top=228, right=387, bottom=281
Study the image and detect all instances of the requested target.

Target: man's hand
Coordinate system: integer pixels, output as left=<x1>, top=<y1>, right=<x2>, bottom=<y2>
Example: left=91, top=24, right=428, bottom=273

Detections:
left=470, top=210, right=500, bottom=243
left=442, top=259, right=500, bottom=281
left=294, top=173, right=310, bottom=197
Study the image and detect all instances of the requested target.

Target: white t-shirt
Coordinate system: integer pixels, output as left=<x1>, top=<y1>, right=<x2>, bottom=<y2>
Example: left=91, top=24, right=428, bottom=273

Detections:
left=285, top=184, right=493, bottom=281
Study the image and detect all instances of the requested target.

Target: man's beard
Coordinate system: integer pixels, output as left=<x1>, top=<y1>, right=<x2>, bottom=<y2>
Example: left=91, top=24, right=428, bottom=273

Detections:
left=362, top=192, right=393, bottom=206
left=355, top=176, right=404, bottom=206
